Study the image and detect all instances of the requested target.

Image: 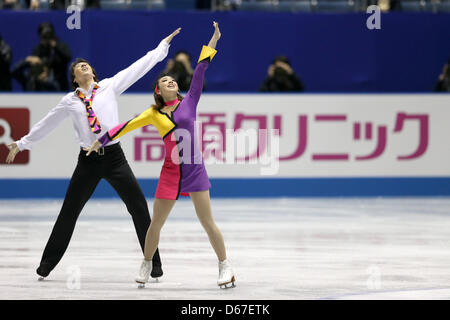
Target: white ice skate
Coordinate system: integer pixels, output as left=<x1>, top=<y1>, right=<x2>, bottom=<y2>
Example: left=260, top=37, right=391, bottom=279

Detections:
left=135, top=259, right=152, bottom=288
left=217, top=259, right=236, bottom=289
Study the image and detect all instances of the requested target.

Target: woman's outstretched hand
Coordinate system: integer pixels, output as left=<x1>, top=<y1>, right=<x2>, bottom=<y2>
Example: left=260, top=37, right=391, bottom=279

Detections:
left=163, top=28, right=182, bottom=45
left=207, top=21, right=221, bottom=49
left=212, top=21, right=221, bottom=41
left=86, top=140, right=101, bottom=156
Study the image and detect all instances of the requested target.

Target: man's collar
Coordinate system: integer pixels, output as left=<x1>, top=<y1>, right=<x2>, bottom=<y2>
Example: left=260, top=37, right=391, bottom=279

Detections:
left=74, top=82, right=100, bottom=96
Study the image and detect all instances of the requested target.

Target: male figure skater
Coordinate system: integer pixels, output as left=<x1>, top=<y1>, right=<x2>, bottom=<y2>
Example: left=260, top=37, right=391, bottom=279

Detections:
left=6, top=28, right=181, bottom=280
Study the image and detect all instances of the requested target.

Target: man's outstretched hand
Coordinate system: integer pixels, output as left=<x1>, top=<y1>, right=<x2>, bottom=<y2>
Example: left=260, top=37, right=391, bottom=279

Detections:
left=6, top=143, right=19, bottom=164
left=163, top=28, right=182, bottom=45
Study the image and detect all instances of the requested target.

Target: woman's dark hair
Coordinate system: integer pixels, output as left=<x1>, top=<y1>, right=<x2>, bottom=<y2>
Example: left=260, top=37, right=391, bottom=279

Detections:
left=70, top=58, right=99, bottom=90
left=152, top=73, right=184, bottom=110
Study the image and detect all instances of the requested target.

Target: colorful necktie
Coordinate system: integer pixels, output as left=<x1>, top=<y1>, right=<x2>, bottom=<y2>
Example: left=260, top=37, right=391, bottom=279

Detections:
left=76, top=84, right=101, bottom=134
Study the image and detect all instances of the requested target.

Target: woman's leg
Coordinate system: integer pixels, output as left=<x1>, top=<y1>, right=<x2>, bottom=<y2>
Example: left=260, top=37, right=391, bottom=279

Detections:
left=190, top=190, right=227, bottom=262
left=143, top=198, right=176, bottom=261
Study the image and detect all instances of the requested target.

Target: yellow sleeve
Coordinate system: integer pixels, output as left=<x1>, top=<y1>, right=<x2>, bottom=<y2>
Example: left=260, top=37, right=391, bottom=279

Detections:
left=108, top=108, right=154, bottom=141
left=197, top=45, right=217, bottom=63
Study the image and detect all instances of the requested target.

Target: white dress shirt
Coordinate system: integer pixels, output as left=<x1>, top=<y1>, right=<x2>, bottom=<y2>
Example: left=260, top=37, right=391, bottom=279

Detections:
left=16, top=40, right=170, bottom=151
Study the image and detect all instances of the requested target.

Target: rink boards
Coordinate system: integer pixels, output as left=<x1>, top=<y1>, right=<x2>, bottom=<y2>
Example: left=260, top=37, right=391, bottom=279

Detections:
left=0, top=94, right=449, bottom=197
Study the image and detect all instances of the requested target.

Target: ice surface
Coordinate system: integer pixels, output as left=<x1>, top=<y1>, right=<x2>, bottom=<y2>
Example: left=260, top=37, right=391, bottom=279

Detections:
left=1, top=197, right=450, bottom=300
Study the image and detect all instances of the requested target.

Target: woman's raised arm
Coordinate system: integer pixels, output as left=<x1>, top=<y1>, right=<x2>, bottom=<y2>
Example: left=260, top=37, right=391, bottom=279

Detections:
left=185, top=22, right=221, bottom=105
left=207, top=21, right=221, bottom=50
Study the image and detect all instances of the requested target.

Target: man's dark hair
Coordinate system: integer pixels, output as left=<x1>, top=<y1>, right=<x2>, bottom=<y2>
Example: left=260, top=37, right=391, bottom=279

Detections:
left=69, top=58, right=99, bottom=90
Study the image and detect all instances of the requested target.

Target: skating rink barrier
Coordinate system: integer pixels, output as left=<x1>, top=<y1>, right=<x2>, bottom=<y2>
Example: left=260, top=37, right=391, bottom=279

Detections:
left=1, top=93, right=449, bottom=198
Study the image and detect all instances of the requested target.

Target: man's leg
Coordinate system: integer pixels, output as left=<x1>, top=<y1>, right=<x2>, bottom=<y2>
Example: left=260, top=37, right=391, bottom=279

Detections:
left=37, top=159, right=101, bottom=277
left=104, top=161, right=163, bottom=277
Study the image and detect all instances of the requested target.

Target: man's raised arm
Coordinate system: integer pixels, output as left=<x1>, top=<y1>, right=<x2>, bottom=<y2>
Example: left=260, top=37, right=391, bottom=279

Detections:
left=111, top=28, right=181, bottom=96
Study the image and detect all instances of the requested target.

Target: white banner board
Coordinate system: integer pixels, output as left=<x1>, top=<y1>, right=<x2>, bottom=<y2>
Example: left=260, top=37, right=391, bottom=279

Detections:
left=0, top=94, right=449, bottom=178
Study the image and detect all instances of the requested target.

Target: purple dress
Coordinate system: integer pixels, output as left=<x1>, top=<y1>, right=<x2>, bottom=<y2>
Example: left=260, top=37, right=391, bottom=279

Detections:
left=166, top=59, right=212, bottom=194
left=98, top=59, right=212, bottom=199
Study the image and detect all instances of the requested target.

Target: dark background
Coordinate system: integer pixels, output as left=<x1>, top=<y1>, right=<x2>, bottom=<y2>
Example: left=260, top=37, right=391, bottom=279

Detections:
left=1, top=10, right=449, bottom=93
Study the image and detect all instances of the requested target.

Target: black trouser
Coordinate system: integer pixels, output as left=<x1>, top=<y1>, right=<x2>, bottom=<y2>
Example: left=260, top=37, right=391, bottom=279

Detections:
left=37, top=142, right=161, bottom=275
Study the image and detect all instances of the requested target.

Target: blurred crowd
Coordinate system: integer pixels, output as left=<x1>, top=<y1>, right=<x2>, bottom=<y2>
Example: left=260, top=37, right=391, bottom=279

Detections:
left=0, top=0, right=100, bottom=10
left=435, top=60, right=450, bottom=92
left=0, top=19, right=448, bottom=93
left=0, top=22, right=72, bottom=91
left=0, top=0, right=447, bottom=12
left=0, top=20, right=307, bottom=93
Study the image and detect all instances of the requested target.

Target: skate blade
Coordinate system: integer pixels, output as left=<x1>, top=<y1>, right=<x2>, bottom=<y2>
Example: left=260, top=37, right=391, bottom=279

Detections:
left=218, top=276, right=236, bottom=289
left=136, top=281, right=146, bottom=289
left=38, top=277, right=45, bottom=281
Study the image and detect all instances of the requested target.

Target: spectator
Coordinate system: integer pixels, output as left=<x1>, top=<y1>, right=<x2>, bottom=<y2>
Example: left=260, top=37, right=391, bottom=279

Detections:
left=0, top=34, right=12, bottom=91
left=162, top=50, right=201, bottom=92
left=31, top=22, right=72, bottom=90
left=48, top=0, right=65, bottom=9
left=52, top=0, right=101, bottom=9
left=259, top=56, right=304, bottom=92
left=27, top=0, right=101, bottom=10
left=11, top=56, right=61, bottom=91
left=82, top=0, right=101, bottom=9
left=367, top=0, right=401, bottom=11
left=211, top=0, right=240, bottom=10
left=29, top=0, right=39, bottom=10
left=196, top=0, right=211, bottom=10
left=1, top=0, right=22, bottom=9
left=435, top=60, right=450, bottom=92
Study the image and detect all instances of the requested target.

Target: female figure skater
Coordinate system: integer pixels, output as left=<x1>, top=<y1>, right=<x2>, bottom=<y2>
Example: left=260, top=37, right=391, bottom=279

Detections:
left=87, top=21, right=235, bottom=289
left=6, top=28, right=181, bottom=280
